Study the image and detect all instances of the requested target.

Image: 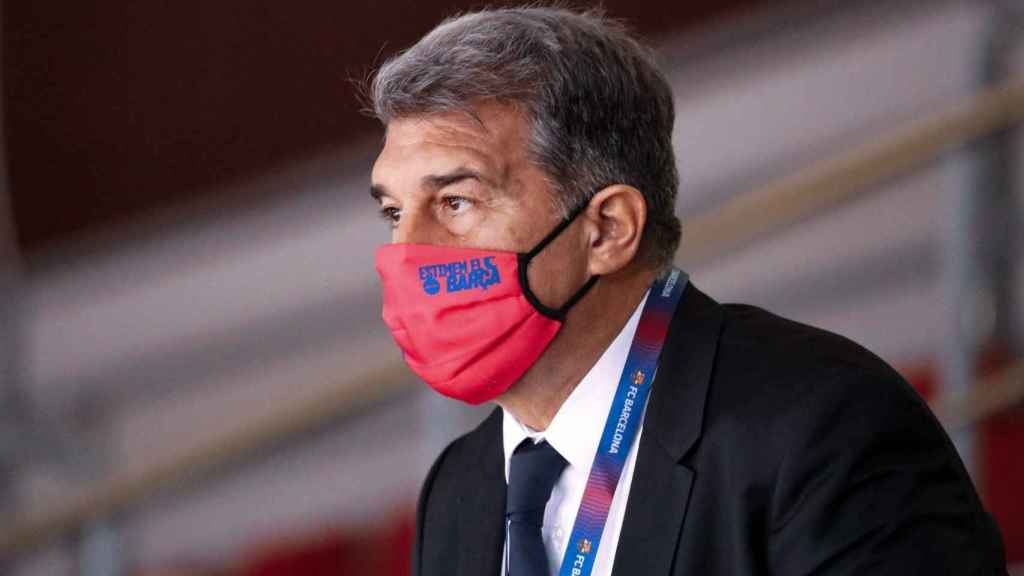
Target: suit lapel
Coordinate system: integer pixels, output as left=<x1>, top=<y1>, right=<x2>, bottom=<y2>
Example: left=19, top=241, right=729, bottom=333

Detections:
left=456, top=409, right=507, bottom=576
left=611, top=441, right=695, bottom=576
left=611, top=285, right=723, bottom=576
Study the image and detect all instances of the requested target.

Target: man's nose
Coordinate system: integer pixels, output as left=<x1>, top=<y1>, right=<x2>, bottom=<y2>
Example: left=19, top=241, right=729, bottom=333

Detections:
left=392, top=211, right=446, bottom=245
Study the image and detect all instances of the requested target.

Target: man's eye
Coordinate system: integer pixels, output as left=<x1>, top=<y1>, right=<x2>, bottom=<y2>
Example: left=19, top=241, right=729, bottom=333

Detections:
left=379, top=206, right=401, bottom=226
left=442, top=196, right=473, bottom=214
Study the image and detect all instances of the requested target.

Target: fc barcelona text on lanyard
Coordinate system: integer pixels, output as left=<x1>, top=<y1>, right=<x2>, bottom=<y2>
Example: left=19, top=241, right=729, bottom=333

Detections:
left=557, top=268, right=688, bottom=576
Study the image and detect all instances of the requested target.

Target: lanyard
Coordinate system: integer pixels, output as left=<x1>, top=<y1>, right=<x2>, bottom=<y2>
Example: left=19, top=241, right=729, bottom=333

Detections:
left=556, top=268, right=687, bottom=576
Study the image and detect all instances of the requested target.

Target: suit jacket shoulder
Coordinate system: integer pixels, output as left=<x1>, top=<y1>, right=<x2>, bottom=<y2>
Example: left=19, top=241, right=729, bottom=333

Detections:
left=668, top=295, right=1008, bottom=574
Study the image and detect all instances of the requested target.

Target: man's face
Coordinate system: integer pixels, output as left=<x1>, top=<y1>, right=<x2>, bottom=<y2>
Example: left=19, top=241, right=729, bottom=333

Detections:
left=370, top=102, right=591, bottom=307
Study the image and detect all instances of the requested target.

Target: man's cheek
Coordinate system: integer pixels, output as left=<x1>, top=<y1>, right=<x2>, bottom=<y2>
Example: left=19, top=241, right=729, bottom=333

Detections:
left=445, top=212, right=495, bottom=245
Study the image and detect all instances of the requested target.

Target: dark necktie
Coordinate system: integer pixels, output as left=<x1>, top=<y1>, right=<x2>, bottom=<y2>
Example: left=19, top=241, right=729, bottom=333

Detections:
left=506, top=440, right=568, bottom=576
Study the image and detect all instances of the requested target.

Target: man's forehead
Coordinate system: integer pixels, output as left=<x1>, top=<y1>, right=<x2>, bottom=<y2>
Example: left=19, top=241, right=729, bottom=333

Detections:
left=380, top=116, right=491, bottom=161
left=373, top=104, right=531, bottom=184
left=387, top=110, right=491, bottom=141
left=391, top=103, right=528, bottom=150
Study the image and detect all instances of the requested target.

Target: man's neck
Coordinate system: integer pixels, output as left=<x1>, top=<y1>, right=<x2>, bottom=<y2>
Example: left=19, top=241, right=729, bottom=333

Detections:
left=495, top=268, right=656, bottom=431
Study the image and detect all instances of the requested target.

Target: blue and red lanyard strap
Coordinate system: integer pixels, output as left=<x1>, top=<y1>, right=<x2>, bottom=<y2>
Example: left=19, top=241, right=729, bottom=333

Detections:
left=557, top=267, right=688, bottom=576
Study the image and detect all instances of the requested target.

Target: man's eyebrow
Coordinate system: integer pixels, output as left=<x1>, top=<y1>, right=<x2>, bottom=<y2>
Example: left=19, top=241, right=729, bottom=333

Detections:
left=423, top=168, right=489, bottom=190
left=370, top=168, right=492, bottom=202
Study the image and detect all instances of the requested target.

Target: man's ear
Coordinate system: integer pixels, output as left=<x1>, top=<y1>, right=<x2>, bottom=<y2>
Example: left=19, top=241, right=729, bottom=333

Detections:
left=582, top=184, right=647, bottom=275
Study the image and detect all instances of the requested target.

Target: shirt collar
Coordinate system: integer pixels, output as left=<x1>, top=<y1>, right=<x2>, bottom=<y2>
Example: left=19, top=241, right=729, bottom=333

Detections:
left=502, top=290, right=650, bottom=480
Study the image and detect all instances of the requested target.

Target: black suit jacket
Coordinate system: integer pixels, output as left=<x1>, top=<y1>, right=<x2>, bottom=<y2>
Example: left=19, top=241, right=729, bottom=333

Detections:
left=413, top=284, right=1007, bottom=575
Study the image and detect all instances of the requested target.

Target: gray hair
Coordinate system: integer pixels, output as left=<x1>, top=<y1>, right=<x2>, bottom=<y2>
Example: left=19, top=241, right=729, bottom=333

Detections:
left=370, top=6, right=681, bottom=268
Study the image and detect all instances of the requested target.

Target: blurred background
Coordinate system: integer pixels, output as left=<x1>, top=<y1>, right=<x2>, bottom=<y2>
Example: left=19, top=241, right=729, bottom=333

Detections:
left=2, top=0, right=1023, bottom=574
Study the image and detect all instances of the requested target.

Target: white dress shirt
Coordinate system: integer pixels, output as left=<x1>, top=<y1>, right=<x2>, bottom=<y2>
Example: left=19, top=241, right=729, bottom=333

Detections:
left=500, top=292, right=649, bottom=576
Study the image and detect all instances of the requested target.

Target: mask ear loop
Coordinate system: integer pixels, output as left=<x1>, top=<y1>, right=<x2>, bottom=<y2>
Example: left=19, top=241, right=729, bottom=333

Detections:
left=517, top=201, right=601, bottom=321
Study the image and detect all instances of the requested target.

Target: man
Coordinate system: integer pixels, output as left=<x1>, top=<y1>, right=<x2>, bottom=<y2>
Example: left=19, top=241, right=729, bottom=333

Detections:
left=367, top=7, right=1007, bottom=575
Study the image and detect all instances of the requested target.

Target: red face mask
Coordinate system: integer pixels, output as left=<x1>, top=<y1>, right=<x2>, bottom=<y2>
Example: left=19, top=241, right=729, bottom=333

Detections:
left=375, top=206, right=598, bottom=404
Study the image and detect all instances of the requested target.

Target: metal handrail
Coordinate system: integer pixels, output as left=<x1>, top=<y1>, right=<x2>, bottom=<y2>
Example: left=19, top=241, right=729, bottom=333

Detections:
left=937, top=359, right=1024, bottom=432
left=675, top=79, right=1024, bottom=265
left=2, top=77, right=1024, bottom=560
left=0, top=363, right=414, bottom=558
